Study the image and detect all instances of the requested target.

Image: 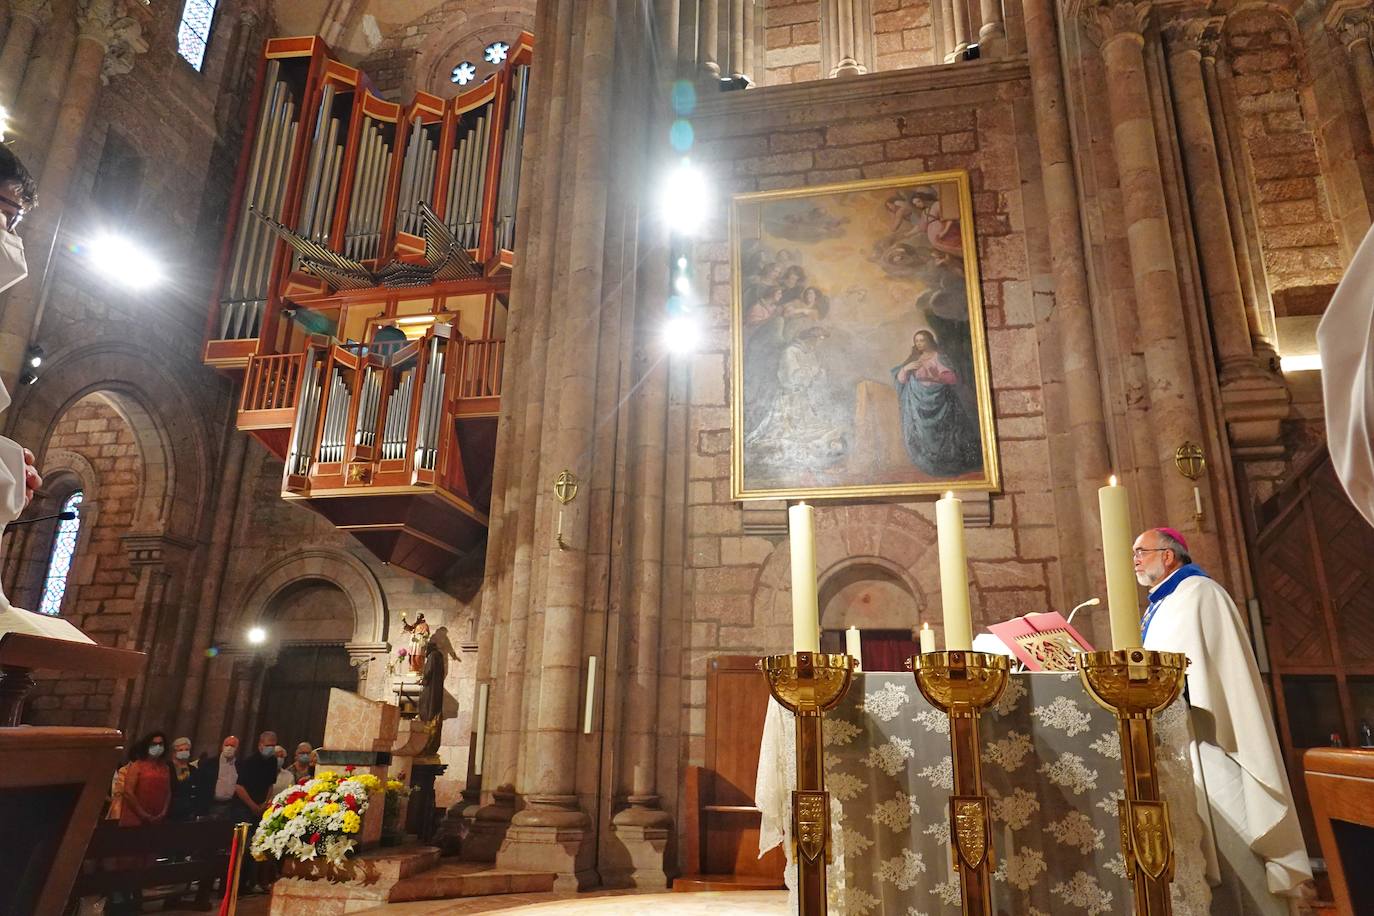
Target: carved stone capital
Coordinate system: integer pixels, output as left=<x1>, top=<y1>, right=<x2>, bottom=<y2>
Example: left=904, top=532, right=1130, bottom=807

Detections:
left=1161, top=14, right=1212, bottom=58
left=77, top=0, right=149, bottom=83
left=1080, top=0, right=1153, bottom=49
left=9, top=0, right=52, bottom=25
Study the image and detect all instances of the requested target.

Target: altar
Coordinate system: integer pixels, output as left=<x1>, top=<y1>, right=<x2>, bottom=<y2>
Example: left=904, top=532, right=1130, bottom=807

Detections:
left=758, top=671, right=1213, bottom=915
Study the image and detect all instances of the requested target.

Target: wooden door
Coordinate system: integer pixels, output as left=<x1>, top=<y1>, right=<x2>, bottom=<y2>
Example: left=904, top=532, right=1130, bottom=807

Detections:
left=1254, top=452, right=1374, bottom=848
left=256, top=644, right=358, bottom=751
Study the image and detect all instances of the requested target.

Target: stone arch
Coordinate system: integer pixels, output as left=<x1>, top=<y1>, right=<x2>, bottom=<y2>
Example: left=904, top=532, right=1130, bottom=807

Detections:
left=414, top=3, right=537, bottom=98
left=818, top=558, right=925, bottom=631
left=7, top=340, right=214, bottom=542
left=233, top=548, right=389, bottom=647
left=751, top=504, right=969, bottom=641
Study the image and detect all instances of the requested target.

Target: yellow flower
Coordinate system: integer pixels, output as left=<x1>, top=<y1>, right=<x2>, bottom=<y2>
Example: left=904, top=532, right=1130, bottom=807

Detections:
left=260, top=806, right=277, bottom=822
left=355, top=774, right=381, bottom=791
left=321, top=802, right=341, bottom=816
left=283, top=801, right=304, bottom=819
left=341, top=811, right=362, bottom=834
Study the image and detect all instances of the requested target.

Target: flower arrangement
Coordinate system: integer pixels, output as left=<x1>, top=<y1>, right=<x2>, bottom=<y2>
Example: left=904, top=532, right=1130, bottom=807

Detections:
left=250, top=768, right=382, bottom=865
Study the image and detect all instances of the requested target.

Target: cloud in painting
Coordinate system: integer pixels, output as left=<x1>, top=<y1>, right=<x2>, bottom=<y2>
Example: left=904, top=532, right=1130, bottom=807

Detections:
left=761, top=199, right=850, bottom=243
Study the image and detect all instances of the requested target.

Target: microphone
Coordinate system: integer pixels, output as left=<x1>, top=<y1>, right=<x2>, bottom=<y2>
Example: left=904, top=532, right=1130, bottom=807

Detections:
left=1066, top=597, right=1100, bottom=626
left=5, top=510, right=77, bottom=531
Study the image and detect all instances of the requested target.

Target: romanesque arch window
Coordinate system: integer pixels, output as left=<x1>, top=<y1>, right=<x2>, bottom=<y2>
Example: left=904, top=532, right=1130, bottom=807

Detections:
left=38, top=491, right=83, bottom=616
left=176, top=0, right=220, bottom=72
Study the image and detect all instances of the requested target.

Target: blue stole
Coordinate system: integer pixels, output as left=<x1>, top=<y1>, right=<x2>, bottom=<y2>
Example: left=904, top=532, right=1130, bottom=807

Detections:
left=1140, top=564, right=1210, bottom=642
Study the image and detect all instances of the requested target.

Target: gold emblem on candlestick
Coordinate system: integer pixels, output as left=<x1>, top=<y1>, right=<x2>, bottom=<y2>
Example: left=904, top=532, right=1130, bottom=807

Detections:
left=758, top=652, right=855, bottom=916
left=1078, top=648, right=1188, bottom=916
left=911, top=651, right=1008, bottom=916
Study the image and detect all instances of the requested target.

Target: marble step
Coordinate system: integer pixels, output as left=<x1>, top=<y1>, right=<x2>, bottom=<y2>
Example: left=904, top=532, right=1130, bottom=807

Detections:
left=388, top=862, right=557, bottom=902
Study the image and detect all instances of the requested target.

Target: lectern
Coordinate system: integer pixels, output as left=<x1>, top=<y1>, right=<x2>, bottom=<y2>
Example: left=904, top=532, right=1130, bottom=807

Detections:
left=0, top=632, right=145, bottom=916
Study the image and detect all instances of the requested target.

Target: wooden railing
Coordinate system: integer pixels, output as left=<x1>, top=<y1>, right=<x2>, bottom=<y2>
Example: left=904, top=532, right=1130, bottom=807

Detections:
left=455, top=338, right=504, bottom=401
left=239, top=352, right=305, bottom=426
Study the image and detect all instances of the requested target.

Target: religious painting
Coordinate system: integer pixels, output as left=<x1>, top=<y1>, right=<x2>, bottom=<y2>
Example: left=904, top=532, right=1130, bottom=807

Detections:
left=730, top=171, right=999, bottom=500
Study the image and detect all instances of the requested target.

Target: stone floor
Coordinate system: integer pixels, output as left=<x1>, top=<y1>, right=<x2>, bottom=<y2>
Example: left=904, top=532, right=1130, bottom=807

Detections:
left=166, top=889, right=789, bottom=915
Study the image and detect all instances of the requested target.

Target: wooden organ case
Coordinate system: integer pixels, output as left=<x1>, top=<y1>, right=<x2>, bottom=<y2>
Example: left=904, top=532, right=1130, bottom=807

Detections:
left=203, top=35, right=533, bottom=579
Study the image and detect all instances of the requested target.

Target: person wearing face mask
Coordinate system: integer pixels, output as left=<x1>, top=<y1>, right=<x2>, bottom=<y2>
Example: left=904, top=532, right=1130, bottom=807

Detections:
left=274, top=741, right=315, bottom=793
left=1133, top=526, right=1311, bottom=911
left=167, top=736, right=199, bottom=822
left=231, top=730, right=280, bottom=823
left=119, top=732, right=173, bottom=827
left=193, top=735, right=239, bottom=820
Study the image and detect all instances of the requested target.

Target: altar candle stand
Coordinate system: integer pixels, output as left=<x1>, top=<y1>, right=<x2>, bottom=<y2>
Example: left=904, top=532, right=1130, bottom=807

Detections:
left=911, top=650, right=1008, bottom=916
left=1078, top=648, right=1188, bottom=916
left=759, top=652, right=854, bottom=916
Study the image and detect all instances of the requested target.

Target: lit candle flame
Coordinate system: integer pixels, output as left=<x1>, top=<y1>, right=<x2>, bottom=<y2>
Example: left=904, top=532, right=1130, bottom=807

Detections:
left=943, top=490, right=954, bottom=500
left=1109, top=474, right=1118, bottom=487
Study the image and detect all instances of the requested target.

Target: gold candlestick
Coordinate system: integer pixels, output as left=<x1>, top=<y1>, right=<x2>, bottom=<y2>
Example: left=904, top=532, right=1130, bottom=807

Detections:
left=759, top=652, right=855, bottom=916
left=1078, top=649, right=1188, bottom=916
left=911, top=651, right=1009, bottom=916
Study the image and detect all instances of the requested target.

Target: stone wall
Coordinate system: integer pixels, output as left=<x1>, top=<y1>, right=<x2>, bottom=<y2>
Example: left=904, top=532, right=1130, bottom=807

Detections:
left=763, top=0, right=824, bottom=84
left=681, top=63, right=1058, bottom=766
left=873, top=0, right=937, bottom=71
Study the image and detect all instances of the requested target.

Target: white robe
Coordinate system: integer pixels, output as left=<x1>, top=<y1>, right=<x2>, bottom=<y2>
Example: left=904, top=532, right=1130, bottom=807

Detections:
left=1142, top=572, right=1311, bottom=906
left=1318, top=224, right=1374, bottom=526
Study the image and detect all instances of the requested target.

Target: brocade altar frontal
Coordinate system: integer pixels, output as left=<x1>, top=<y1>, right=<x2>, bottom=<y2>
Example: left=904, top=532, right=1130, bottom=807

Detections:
left=758, top=671, right=1212, bottom=915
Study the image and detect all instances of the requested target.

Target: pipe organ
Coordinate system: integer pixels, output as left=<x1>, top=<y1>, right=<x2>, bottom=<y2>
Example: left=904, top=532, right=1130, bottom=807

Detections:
left=204, top=34, right=533, bottom=580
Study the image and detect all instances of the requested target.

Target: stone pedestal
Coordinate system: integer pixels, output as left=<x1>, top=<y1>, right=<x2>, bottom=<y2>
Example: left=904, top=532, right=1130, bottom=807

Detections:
left=496, top=821, right=595, bottom=892
left=603, top=806, right=673, bottom=889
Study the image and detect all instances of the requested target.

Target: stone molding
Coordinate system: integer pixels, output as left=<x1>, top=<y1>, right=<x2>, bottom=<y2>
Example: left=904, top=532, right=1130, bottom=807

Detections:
left=1078, top=0, right=1153, bottom=48
left=121, top=530, right=195, bottom=567
left=1332, top=8, right=1372, bottom=50
left=1160, top=13, right=1212, bottom=56
left=77, top=0, right=149, bottom=83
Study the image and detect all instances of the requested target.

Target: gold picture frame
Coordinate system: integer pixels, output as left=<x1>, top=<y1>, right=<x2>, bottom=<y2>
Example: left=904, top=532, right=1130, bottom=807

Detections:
left=730, top=170, right=999, bottom=500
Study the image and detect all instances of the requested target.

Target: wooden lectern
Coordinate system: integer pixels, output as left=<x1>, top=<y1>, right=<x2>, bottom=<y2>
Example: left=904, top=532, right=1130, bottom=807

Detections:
left=1304, top=748, right=1374, bottom=916
left=0, top=632, right=145, bottom=916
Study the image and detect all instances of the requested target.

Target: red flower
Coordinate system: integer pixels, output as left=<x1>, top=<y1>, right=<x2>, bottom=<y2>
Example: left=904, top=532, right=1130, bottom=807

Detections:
left=345, top=765, right=356, bottom=773
left=309, top=832, right=321, bottom=845
left=344, top=795, right=359, bottom=811
left=297, top=778, right=308, bottom=786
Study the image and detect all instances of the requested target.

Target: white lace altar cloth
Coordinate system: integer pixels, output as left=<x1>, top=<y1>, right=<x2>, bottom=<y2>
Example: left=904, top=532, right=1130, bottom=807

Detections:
left=757, top=671, right=1212, bottom=915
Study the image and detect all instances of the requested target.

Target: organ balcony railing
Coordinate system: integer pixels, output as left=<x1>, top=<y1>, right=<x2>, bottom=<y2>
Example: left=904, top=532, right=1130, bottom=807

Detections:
left=204, top=34, right=529, bottom=580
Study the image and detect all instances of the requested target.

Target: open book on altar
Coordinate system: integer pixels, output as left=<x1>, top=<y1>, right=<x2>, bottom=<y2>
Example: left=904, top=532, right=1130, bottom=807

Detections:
left=986, top=612, right=1093, bottom=671
left=0, top=604, right=94, bottom=644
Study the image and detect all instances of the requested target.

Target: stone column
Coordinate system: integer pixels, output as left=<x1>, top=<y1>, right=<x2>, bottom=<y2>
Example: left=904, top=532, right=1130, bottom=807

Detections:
left=726, top=0, right=745, bottom=76
left=697, top=0, right=719, bottom=79
left=946, top=0, right=972, bottom=61
left=0, top=0, right=50, bottom=107
left=0, top=0, right=147, bottom=391
left=978, top=0, right=1006, bottom=56
left=1021, top=0, right=1111, bottom=600
left=1332, top=7, right=1374, bottom=136
left=742, top=0, right=756, bottom=80
left=1163, top=16, right=1288, bottom=454
left=1081, top=0, right=1215, bottom=557
left=825, top=0, right=870, bottom=77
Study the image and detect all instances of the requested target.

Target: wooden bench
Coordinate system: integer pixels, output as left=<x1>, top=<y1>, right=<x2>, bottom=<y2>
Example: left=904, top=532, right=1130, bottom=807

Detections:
left=70, top=820, right=237, bottom=911
left=1305, top=748, right=1374, bottom=916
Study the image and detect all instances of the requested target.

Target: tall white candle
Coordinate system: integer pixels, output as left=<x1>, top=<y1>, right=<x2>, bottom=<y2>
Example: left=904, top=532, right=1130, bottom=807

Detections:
left=789, top=502, right=820, bottom=653
left=936, top=491, right=973, bottom=650
left=1098, top=475, right=1141, bottom=649
left=919, top=622, right=936, bottom=654
left=845, top=626, right=862, bottom=670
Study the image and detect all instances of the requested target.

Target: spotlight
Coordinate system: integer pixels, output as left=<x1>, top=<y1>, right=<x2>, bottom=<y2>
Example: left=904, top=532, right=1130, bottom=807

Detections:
left=1279, top=353, right=1321, bottom=372
left=660, top=159, right=711, bottom=236
left=86, top=233, right=164, bottom=289
left=18, top=370, right=37, bottom=386
left=662, top=314, right=702, bottom=355
left=0, top=105, right=9, bottom=142
left=718, top=74, right=752, bottom=92
left=673, top=274, right=692, bottom=296
left=961, top=43, right=980, bottom=61
left=26, top=345, right=43, bottom=369
left=246, top=626, right=267, bottom=645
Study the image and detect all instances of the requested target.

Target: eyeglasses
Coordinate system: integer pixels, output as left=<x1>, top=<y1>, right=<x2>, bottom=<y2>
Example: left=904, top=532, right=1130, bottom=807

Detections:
left=1132, top=547, right=1169, bottom=558
left=0, top=193, right=25, bottom=231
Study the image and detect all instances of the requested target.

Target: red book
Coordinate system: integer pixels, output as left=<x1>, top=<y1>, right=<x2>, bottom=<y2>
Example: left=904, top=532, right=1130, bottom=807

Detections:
left=986, top=612, right=1094, bottom=671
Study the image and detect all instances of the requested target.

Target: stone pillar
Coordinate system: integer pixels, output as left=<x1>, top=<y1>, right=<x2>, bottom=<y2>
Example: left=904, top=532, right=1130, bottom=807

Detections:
left=946, top=0, right=972, bottom=61
left=978, top=0, right=1006, bottom=56
left=825, top=0, right=871, bottom=77
left=726, top=0, right=745, bottom=76
left=0, top=0, right=147, bottom=391
left=697, top=0, right=719, bottom=79
left=1020, top=0, right=1111, bottom=602
left=742, top=0, right=756, bottom=80
left=1332, top=7, right=1374, bottom=138
left=1081, top=0, right=1216, bottom=557
left=1163, top=16, right=1288, bottom=455
left=0, top=0, right=50, bottom=107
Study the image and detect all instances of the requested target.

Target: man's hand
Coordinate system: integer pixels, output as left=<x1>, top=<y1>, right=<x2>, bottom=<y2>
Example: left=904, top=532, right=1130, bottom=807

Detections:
left=21, top=447, right=39, bottom=506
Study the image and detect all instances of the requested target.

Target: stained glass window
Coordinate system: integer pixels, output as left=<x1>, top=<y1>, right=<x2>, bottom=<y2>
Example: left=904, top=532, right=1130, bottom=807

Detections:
left=177, top=0, right=220, bottom=72
left=38, top=491, right=83, bottom=616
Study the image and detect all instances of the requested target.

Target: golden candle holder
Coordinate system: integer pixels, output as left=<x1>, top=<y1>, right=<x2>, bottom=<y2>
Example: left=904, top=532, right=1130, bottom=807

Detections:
left=1078, top=648, right=1189, bottom=916
left=758, top=652, right=856, bottom=916
left=911, top=651, right=1009, bottom=916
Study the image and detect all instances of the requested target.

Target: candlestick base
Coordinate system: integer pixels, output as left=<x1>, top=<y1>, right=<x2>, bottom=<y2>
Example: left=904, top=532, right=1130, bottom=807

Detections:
left=910, top=651, right=1008, bottom=916
left=1078, top=649, right=1188, bottom=916
left=758, top=652, right=855, bottom=916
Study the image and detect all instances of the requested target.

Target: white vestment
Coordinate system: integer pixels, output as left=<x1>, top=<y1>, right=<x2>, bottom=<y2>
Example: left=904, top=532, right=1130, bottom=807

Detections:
left=1143, top=572, right=1311, bottom=908
left=1318, top=223, right=1374, bottom=526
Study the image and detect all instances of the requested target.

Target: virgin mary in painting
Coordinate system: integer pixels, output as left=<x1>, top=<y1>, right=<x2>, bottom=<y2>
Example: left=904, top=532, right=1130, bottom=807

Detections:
left=891, top=330, right=982, bottom=476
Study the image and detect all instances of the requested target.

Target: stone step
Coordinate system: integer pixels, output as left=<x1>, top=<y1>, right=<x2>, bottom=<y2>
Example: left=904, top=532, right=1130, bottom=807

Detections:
left=388, top=861, right=558, bottom=902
